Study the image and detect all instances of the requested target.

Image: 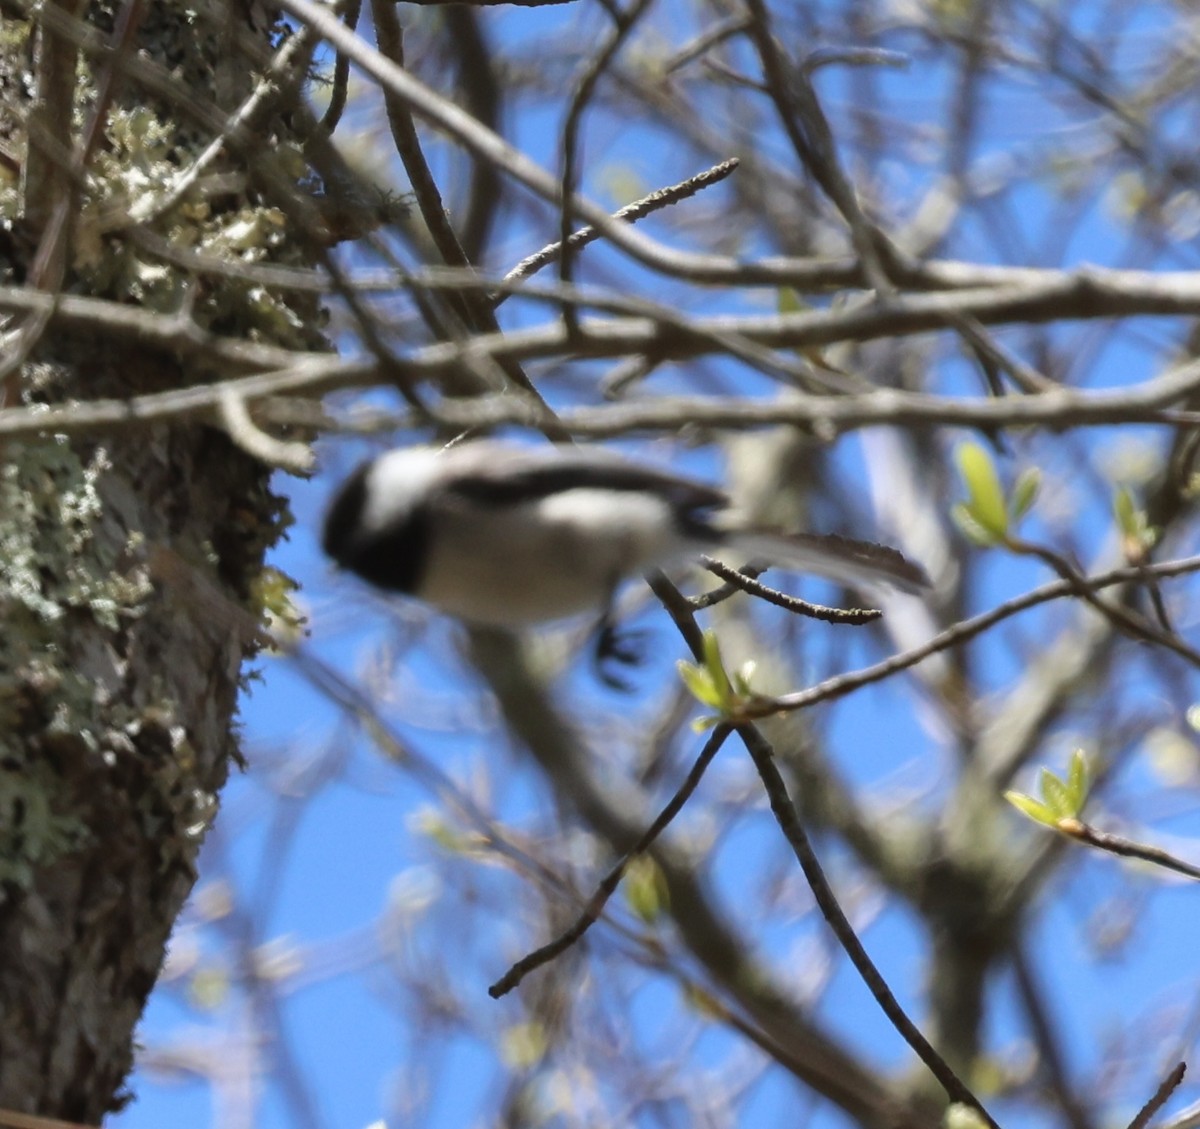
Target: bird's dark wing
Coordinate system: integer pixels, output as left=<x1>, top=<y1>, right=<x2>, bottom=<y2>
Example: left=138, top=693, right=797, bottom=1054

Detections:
left=436, top=442, right=729, bottom=515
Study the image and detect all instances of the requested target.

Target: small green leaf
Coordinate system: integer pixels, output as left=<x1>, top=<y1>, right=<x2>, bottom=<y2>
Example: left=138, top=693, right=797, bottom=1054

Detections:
left=701, top=630, right=734, bottom=703
left=952, top=502, right=1002, bottom=547
left=778, top=286, right=805, bottom=315
left=680, top=632, right=755, bottom=720
left=411, top=809, right=471, bottom=853
left=1004, top=790, right=1057, bottom=826
left=943, top=1103, right=990, bottom=1129
left=624, top=855, right=669, bottom=922
left=188, top=965, right=230, bottom=1011
left=732, top=660, right=758, bottom=697
left=1113, top=485, right=1159, bottom=558
left=1039, top=767, right=1073, bottom=819
left=1114, top=486, right=1139, bottom=538
left=1066, top=749, right=1089, bottom=811
left=778, top=289, right=846, bottom=370
left=956, top=441, right=1010, bottom=538
left=1011, top=467, right=1041, bottom=520
left=500, top=1021, right=548, bottom=1068
left=677, top=661, right=725, bottom=709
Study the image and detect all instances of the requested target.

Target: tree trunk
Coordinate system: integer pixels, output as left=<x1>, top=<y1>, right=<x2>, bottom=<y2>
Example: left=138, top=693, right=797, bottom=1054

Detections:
left=0, top=3, right=315, bottom=1120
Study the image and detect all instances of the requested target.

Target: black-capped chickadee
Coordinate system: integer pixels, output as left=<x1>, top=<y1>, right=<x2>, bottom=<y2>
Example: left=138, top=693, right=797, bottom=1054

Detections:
left=322, top=440, right=930, bottom=630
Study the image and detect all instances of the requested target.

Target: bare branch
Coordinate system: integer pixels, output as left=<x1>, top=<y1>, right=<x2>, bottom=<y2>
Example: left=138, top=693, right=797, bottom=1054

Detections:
left=1127, top=1063, right=1187, bottom=1129
left=745, top=555, right=1200, bottom=721
left=488, top=725, right=732, bottom=997
left=698, top=556, right=883, bottom=624
left=216, top=391, right=314, bottom=473
left=650, top=576, right=998, bottom=1126
left=316, top=0, right=361, bottom=136
left=498, top=158, right=741, bottom=296
left=1057, top=820, right=1200, bottom=883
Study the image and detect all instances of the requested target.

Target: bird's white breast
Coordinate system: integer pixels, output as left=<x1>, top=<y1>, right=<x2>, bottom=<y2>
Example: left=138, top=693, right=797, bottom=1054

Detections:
left=419, top=487, right=689, bottom=626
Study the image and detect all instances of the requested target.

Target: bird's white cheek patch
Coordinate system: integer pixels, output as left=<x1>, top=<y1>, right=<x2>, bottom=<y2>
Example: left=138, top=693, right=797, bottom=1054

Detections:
left=361, top=448, right=443, bottom=535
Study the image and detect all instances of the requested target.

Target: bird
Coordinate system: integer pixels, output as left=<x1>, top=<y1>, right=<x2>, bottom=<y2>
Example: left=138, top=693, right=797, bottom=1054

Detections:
left=322, top=439, right=929, bottom=633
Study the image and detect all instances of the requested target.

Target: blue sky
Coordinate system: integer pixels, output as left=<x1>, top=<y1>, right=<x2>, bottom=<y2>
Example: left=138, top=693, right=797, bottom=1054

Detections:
left=111, top=2, right=1200, bottom=1127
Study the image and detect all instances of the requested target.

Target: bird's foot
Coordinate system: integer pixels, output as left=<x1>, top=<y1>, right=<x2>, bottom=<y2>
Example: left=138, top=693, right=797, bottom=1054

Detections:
left=592, top=621, right=648, bottom=691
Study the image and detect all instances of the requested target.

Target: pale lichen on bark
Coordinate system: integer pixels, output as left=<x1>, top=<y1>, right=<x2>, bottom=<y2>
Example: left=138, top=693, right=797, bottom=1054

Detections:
left=0, top=1, right=319, bottom=1119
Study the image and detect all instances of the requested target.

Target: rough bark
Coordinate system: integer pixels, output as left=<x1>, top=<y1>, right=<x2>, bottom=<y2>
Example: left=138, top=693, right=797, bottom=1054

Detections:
left=0, top=3, right=316, bottom=1120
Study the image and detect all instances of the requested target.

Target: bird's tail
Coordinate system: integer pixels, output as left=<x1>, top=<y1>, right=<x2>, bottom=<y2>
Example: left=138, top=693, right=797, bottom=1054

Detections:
left=724, top=529, right=931, bottom=594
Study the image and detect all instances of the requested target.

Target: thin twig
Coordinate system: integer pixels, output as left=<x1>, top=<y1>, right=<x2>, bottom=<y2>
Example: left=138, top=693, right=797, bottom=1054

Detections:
left=735, top=723, right=999, bottom=1127
left=441, top=7, right=503, bottom=264
left=556, top=0, right=654, bottom=338
left=665, top=17, right=750, bottom=74
left=373, top=3, right=474, bottom=279
left=216, top=391, right=314, bottom=473
left=488, top=725, right=732, bottom=997
left=943, top=310, right=1059, bottom=394
left=318, top=0, right=362, bottom=134
left=498, top=158, right=740, bottom=298
left=1127, top=1062, right=1186, bottom=1129
left=1009, top=538, right=1200, bottom=669
left=649, top=575, right=999, bottom=1128
left=699, top=556, right=882, bottom=624
left=689, top=562, right=770, bottom=609
left=1057, top=819, right=1200, bottom=882
left=740, top=0, right=894, bottom=292
left=372, top=0, right=562, bottom=426
left=744, top=554, right=1200, bottom=720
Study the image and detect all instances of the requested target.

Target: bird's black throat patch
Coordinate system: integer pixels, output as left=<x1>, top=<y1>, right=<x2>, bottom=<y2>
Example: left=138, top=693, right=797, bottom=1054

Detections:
left=323, top=463, right=429, bottom=595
